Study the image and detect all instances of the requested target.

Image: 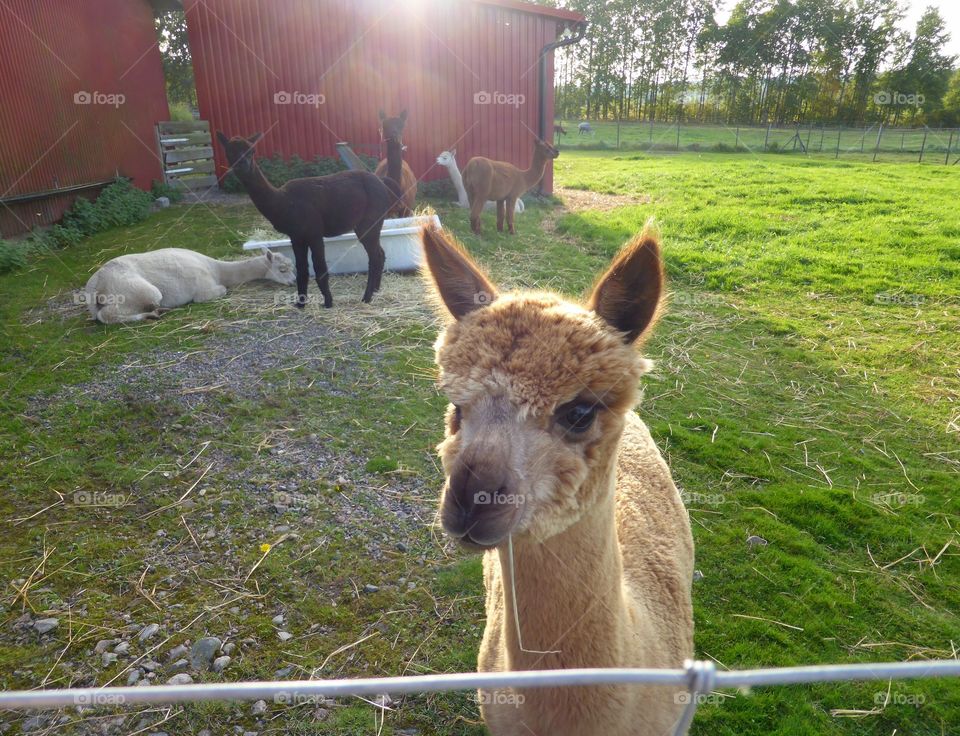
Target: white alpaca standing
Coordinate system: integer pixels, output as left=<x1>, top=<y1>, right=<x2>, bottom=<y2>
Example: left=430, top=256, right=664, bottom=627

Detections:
left=436, top=150, right=524, bottom=213
left=84, top=247, right=295, bottom=324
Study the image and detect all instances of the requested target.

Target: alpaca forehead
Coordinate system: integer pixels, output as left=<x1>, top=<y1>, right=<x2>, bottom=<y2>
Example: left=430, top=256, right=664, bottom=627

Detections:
left=436, top=295, right=644, bottom=414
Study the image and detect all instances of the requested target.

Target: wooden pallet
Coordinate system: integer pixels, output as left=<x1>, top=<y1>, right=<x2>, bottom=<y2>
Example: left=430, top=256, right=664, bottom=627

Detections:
left=155, top=120, right=218, bottom=191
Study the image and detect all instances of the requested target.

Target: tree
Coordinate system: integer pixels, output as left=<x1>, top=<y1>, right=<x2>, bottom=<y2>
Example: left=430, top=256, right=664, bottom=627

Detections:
left=155, top=10, right=196, bottom=108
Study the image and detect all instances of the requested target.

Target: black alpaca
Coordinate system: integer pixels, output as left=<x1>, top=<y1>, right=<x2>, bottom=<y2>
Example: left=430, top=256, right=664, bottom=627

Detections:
left=217, top=132, right=402, bottom=308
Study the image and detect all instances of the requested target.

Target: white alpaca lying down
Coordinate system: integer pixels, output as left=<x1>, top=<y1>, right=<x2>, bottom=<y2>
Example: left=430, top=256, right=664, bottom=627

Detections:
left=436, top=150, right=524, bottom=213
left=85, top=247, right=295, bottom=324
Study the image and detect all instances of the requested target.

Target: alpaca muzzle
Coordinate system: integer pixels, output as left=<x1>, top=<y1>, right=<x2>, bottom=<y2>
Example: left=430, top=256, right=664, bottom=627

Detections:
left=442, top=460, right=523, bottom=549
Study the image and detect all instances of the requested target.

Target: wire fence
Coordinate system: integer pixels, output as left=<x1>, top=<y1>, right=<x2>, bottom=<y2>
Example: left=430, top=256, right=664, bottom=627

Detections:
left=554, top=120, right=960, bottom=164
left=2, top=658, right=959, bottom=736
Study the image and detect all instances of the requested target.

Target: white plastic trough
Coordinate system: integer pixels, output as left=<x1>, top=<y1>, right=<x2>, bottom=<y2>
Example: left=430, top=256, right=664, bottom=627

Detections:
left=242, top=214, right=440, bottom=276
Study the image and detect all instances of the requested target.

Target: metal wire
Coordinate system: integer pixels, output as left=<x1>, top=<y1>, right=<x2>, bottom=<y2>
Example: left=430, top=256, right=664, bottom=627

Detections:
left=1, top=659, right=957, bottom=716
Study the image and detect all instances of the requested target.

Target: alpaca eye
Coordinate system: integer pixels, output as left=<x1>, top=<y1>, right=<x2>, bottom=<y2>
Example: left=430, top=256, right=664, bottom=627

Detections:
left=557, top=402, right=597, bottom=435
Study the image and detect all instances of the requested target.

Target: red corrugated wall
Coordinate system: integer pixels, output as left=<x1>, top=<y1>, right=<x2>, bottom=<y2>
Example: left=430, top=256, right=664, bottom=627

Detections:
left=0, top=0, right=169, bottom=237
left=184, top=0, right=579, bottom=195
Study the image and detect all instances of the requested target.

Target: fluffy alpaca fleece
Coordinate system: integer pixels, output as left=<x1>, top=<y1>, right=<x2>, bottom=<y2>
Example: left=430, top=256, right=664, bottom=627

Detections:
left=421, top=224, right=694, bottom=736
left=85, top=247, right=295, bottom=324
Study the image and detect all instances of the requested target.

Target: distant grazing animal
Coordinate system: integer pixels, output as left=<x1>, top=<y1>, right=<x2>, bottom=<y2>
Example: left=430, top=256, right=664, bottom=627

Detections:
left=435, top=150, right=524, bottom=214
left=578, top=121, right=593, bottom=135
left=421, top=222, right=693, bottom=736
left=553, top=123, right=567, bottom=140
left=217, top=131, right=402, bottom=308
left=85, top=247, right=294, bottom=324
left=462, top=138, right=558, bottom=235
left=374, top=110, right=417, bottom=216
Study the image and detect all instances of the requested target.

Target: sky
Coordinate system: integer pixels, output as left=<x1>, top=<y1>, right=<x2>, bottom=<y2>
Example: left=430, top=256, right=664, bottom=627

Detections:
left=715, top=0, right=960, bottom=59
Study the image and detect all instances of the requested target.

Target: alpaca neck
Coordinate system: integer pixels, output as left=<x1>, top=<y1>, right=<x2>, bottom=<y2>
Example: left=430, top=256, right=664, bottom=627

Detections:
left=522, top=148, right=551, bottom=190
left=442, top=157, right=470, bottom=207
left=214, top=256, right=268, bottom=287
left=234, top=162, right=283, bottom=223
left=386, top=138, right=404, bottom=184
left=496, top=460, right=627, bottom=670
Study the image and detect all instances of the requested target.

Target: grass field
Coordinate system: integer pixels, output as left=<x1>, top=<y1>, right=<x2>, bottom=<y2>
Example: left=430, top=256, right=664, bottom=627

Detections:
left=1, top=150, right=958, bottom=735
left=555, top=120, right=960, bottom=163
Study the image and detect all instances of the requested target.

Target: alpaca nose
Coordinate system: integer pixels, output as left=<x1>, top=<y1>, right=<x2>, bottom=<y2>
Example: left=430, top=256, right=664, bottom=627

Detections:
left=442, top=460, right=518, bottom=546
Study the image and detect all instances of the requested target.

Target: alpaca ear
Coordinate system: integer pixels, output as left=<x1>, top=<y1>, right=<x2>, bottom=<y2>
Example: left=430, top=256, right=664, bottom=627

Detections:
left=261, top=247, right=273, bottom=261
left=421, top=225, right=498, bottom=320
left=216, top=130, right=229, bottom=147
left=248, top=132, right=263, bottom=145
left=450, top=148, right=456, bottom=156
left=587, top=223, right=663, bottom=344
left=399, top=109, right=408, bottom=123
left=379, top=110, right=387, bottom=122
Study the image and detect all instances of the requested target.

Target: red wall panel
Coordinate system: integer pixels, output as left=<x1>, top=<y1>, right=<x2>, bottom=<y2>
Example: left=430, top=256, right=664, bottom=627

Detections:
left=0, top=0, right=169, bottom=236
left=184, top=0, right=580, bottom=195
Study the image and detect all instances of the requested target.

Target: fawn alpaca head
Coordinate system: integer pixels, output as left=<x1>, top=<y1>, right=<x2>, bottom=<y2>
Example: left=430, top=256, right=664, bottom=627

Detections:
left=260, top=247, right=296, bottom=286
left=422, top=224, right=663, bottom=549
left=533, top=137, right=560, bottom=162
left=436, top=149, right=457, bottom=167
left=379, top=109, right=408, bottom=142
left=216, top=131, right=263, bottom=176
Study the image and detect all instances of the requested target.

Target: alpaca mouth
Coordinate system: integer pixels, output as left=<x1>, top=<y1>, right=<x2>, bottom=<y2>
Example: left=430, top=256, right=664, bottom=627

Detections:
left=442, top=497, right=522, bottom=550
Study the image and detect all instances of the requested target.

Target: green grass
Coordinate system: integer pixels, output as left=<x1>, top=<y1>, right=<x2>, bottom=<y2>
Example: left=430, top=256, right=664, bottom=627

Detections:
left=0, top=151, right=958, bottom=734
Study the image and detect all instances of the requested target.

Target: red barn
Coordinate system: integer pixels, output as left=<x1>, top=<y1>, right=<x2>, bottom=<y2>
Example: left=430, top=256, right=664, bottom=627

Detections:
left=0, top=0, right=170, bottom=237
left=184, top=0, right=584, bottom=194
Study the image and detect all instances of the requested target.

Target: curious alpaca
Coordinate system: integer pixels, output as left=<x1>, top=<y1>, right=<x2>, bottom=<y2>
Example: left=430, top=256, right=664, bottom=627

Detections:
left=435, top=150, right=524, bottom=214
left=553, top=122, right=567, bottom=140
left=578, top=121, right=593, bottom=135
left=462, top=138, right=558, bottom=235
left=217, top=132, right=400, bottom=308
left=421, top=224, right=694, bottom=736
left=374, top=110, right=417, bottom=216
left=85, top=247, right=294, bottom=324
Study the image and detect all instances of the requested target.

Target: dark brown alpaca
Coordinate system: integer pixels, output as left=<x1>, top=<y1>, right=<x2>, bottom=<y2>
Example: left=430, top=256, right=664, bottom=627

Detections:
left=553, top=122, right=567, bottom=140
left=462, top=137, right=559, bottom=235
left=216, top=132, right=402, bottom=308
left=373, top=110, right=417, bottom=216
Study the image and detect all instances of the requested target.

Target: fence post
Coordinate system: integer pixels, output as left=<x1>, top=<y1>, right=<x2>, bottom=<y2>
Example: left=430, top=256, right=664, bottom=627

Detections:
left=946, top=129, right=954, bottom=165
left=616, top=118, right=621, bottom=150
left=872, top=123, right=883, bottom=162
left=806, top=124, right=812, bottom=152
left=764, top=123, right=771, bottom=152
left=859, top=126, right=866, bottom=153
left=649, top=118, right=654, bottom=147
left=818, top=125, right=825, bottom=152
left=835, top=127, right=841, bottom=159
left=676, top=119, right=681, bottom=150
left=900, top=130, right=905, bottom=152
left=735, top=125, right=740, bottom=150
left=919, top=128, right=928, bottom=162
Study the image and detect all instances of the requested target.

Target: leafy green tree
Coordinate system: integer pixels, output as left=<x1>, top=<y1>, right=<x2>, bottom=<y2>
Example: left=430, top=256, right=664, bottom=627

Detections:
left=155, top=10, right=196, bottom=108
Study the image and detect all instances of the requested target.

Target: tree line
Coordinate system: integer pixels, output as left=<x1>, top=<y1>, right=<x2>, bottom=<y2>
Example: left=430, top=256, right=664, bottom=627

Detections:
left=554, top=0, right=960, bottom=127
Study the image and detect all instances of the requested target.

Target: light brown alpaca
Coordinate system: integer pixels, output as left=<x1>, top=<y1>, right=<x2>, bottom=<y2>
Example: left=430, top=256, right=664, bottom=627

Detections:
left=373, top=109, right=417, bottom=216
left=462, top=137, right=558, bottom=235
left=421, top=224, right=694, bottom=736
